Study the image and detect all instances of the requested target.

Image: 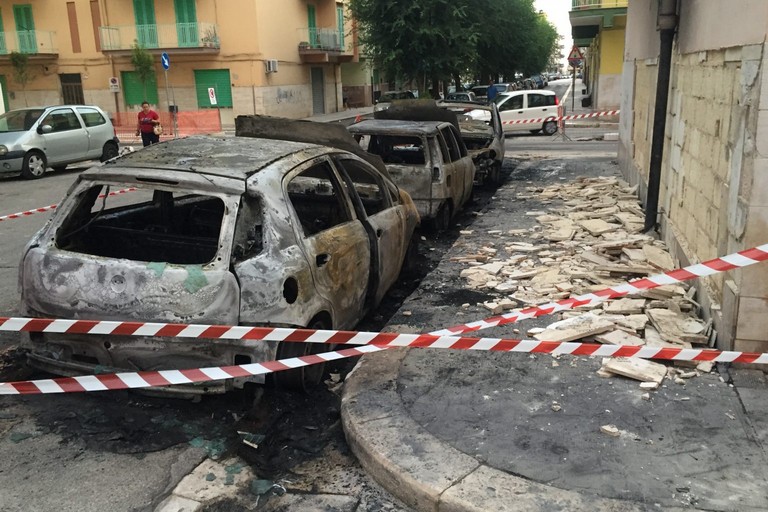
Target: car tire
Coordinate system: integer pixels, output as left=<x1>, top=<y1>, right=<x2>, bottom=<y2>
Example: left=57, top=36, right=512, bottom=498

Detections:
left=274, top=319, right=329, bottom=391
left=100, top=141, right=119, bottom=162
left=21, top=150, right=47, bottom=179
left=543, top=120, right=558, bottom=135
left=432, top=203, right=452, bottom=232
left=489, top=162, right=502, bottom=186
left=402, top=233, right=420, bottom=276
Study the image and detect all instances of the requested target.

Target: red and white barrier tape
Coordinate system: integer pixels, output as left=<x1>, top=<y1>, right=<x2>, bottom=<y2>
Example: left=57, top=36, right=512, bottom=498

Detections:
left=432, top=243, right=768, bottom=336
left=1, top=241, right=766, bottom=394
left=1, top=324, right=767, bottom=395
left=0, top=188, right=136, bottom=223
left=500, top=109, right=620, bottom=126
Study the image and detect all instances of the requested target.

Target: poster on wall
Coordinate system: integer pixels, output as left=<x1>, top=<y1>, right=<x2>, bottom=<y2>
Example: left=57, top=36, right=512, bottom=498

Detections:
left=208, top=87, right=217, bottom=106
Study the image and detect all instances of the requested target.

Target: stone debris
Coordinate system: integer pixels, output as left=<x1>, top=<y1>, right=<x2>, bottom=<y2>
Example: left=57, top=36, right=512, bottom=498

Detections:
left=600, top=424, right=621, bottom=437
left=453, top=176, right=715, bottom=389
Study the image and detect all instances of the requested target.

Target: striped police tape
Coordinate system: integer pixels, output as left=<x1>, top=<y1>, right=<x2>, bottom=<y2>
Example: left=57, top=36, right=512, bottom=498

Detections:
left=0, top=187, right=136, bottom=223
left=1, top=241, right=766, bottom=394
left=500, top=109, right=620, bottom=126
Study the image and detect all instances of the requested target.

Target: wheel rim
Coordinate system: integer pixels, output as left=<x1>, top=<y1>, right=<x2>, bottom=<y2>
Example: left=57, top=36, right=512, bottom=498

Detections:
left=28, top=155, right=45, bottom=176
left=544, top=122, right=557, bottom=135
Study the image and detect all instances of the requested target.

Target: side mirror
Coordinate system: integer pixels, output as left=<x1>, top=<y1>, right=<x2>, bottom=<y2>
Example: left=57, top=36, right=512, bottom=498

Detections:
left=37, top=124, right=53, bottom=135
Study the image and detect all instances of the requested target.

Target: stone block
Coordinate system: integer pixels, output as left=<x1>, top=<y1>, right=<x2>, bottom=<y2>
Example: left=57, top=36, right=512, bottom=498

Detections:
left=748, top=157, right=768, bottom=207
left=734, top=338, right=768, bottom=353
left=739, top=264, right=768, bottom=298
left=756, top=111, right=768, bottom=158
left=742, top=44, right=763, bottom=62
left=743, top=205, right=768, bottom=249
left=736, top=297, right=768, bottom=341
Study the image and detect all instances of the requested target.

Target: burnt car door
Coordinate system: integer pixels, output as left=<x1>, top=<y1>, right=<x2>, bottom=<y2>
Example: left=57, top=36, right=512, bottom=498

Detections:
left=285, top=158, right=371, bottom=329
left=437, top=125, right=474, bottom=212
left=333, top=155, right=407, bottom=306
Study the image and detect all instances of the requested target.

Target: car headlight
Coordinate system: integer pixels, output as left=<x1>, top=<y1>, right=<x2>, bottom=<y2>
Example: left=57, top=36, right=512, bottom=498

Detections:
left=0, top=145, right=7, bottom=156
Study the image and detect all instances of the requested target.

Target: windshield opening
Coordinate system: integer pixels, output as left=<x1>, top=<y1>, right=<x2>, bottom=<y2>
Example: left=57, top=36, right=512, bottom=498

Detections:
left=0, top=109, right=45, bottom=133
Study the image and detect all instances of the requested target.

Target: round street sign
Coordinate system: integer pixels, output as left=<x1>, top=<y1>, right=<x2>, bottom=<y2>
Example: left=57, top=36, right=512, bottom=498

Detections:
left=161, top=52, right=170, bottom=70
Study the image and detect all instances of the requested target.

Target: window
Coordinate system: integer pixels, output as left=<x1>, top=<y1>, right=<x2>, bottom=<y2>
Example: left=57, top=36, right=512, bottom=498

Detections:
left=335, top=158, right=390, bottom=217
left=500, top=95, right=523, bottom=111
left=287, top=162, right=352, bottom=237
left=41, top=108, right=82, bottom=132
left=232, top=195, right=263, bottom=262
left=527, top=94, right=549, bottom=108
left=55, top=185, right=226, bottom=265
left=439, top=127, right=461, bottom=162
left=336, top=3, right=344, bottom=48
left=76, top=107, right=106, bottom=127
left=364, top=134, right=426, bottom=166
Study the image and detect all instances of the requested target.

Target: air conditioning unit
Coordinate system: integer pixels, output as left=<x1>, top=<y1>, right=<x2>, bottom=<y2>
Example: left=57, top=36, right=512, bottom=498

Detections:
left=265, top=59, right=278, bottom=73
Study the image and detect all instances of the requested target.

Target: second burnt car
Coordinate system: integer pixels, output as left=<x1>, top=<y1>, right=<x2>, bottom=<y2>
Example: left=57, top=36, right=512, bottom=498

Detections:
left=18, top=128, right=419, bottom=393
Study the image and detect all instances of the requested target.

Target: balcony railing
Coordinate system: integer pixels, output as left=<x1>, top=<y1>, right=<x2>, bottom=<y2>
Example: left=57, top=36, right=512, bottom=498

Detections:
left=297, top=27, right=345, bottom=52
left=0, top=30, right=57, bottom=54
left=572, top=0, right=628, bottom=9
left=99, top=22, right=220, bottom=51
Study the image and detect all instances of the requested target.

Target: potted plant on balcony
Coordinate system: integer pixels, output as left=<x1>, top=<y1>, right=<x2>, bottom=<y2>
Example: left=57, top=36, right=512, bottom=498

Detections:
left=298, top=41, right=310, bottom=50
left=201, top=27, right=219, bottom=48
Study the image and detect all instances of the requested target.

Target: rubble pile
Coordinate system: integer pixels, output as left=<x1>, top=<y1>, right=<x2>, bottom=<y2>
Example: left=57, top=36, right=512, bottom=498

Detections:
left=454, top=176, right=715, bottom=389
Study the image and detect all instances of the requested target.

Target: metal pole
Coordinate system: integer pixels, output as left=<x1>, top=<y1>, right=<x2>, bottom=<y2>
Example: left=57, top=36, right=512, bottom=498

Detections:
left=571, top=66, right=575, bottom=112
left=163, top=68, right=171, bottom=136
left=171, top=83, right=178, bottom=139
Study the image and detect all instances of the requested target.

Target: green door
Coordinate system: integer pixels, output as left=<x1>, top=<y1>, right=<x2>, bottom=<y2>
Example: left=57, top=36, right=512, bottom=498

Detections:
left=133, top=0, right=157, bottom=48
left=336, top=4, right=344, bottom=49
left=13, top=5, right=36, bottom=54
left=307, top=5, right=317, bottom=47
left=174, top=0, right=197, bottom=47
left=122, top=70, right=159, bottom=106
left=194, top=69, right=232, bottom=108
left=0, top=9, right=6, bottom=54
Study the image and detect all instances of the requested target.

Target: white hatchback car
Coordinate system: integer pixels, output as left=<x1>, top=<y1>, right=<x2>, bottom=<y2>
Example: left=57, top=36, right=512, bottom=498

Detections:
left=0, top=105, right=119, bottom=179
left=470, top=90, right=560, bottom=135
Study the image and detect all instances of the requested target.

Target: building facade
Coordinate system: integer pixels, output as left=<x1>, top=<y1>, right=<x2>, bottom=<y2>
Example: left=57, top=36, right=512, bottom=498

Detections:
left=619, top=0, right=768, bottom=353
left=0, top=0, right=366, bottom=128
left=569, top=0, right=627, bottom=109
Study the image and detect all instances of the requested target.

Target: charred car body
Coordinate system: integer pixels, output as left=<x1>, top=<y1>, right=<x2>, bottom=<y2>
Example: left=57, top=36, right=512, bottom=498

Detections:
left=19, top=126, right=419, bottom=393
left=347, top=103, right=475, bottom=230
left=437, top=100, right=505, bottom=186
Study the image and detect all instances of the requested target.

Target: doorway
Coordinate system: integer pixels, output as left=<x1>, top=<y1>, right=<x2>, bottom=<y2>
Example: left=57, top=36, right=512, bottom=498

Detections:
left=311, top=67, right=325, bottom=115
left=60, top=74, right=85, bottom=105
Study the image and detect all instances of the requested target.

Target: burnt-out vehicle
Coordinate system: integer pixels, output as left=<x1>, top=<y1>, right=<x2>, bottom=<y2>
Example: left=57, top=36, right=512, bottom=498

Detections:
left=437, top=100, right=505, bottom=186
left=18, top=131, right=419, bottom=393
left=347, top=105, right=475, bottom=230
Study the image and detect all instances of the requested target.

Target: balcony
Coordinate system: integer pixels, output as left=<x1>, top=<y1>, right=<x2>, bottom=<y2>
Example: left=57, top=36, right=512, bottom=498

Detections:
left=0, top=30, right=58, bottom=58
left=99, top=22, right=220, bottom=55
left=297, top=27, right=353, bottom=63
left=570, top=0, right=627, bottom=45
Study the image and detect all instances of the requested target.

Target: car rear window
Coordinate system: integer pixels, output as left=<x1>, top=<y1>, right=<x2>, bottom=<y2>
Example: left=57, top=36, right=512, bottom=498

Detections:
left=55, top=185, right=229, bottom=265
left=360, top=135, right=426, bottom=166
left=77, top=107, right=108, bottom=127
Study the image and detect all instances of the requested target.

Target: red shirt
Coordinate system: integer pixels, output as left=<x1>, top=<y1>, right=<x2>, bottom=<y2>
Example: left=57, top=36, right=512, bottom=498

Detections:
left=138, top=109, right=159, bottom=133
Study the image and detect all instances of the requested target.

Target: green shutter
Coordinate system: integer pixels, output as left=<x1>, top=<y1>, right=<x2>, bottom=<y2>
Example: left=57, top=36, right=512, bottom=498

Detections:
left=336, top=5, right=344, bottom=48
left=194, top=69, right=232, bottom=108
left=0, top=9, right=6, bottom=54
left=307, top=5, right=317, bottom=46
left=0, top=75, right=9, bottom=112
left=174, top=0, right=198, bottom=47
left=13, top=4, right=36, bottom=54
left=122, top=70, right=159, bottom=106
left=133, top=0, right=158, bottom=48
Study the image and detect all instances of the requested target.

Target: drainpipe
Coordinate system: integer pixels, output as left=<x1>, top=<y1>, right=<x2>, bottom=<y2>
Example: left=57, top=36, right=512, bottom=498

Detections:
left=644, top=0, right=679, bottom=232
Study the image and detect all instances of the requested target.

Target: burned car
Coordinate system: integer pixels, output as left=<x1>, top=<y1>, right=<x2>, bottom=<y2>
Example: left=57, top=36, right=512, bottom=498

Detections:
left=347, top=105, right=475, bottom=230
left=18, top=132, right=419, bottom=393
left=437, top=100, right=505, bottom=186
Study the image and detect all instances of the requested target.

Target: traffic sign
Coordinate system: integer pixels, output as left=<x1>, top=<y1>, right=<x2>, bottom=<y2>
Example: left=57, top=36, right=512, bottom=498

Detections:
left=108, top=76, right=119, bottom=93
left=161, top=52, right=170, bottom=70
left=208, top=87, right=217, bottom=105
left=567, top=45, right=584, bottom=62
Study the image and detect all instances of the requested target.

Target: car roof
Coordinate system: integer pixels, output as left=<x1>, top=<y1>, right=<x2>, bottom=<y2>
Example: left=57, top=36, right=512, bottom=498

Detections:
left=348, top=119, right=448, bottom=135
left=93, top=135, right=324, bottom=180
left=498, top=89, right=555, bottom=96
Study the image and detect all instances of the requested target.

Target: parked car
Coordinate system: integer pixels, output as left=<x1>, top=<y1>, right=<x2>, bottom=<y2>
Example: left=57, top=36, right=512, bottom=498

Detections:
left=18, top=130, right=420, bottom=393
left=374, top=90, right=416, bottom=111
left=445, top=91, right=477, bottom=102
left=0, top=105, right=119, bottom=179
left=470, top=85, right=489, bottom=101
left=529, top=75, right=544, bottom=89
left=469, top=90, right=560, bottom=135
left=493, top=83, right=515, bottom=93
left=438, top=100, right=505, bottom=186
left=348, top=107, right=475, bottom=230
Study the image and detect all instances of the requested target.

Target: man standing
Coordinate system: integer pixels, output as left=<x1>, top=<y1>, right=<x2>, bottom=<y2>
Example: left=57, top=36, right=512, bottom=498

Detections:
left=486, top=80, right=499, bottom=103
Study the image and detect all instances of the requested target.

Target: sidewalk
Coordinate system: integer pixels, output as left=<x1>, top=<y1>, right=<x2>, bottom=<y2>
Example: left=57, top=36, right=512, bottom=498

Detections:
left=562, top=78, right=619, bottom=129
left=341, top=159, right=768, bottom=512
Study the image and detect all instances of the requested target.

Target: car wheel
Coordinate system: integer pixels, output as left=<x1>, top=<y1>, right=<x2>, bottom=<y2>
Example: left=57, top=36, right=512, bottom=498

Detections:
left=100, top=141, right=119, bottom=162
left=21, top=150, right=47, bottom=179
left=274, top=319, right=329, bottom=391
left=402, top=233, right=420, bottom=276
left=543, top=120, right=558, bottom=135
left=432, top=203, right=452, bottom=231
left=489, top=162, right=502, bottom=187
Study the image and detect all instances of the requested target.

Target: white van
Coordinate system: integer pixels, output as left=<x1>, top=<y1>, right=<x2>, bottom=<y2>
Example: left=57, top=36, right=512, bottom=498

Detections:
left=470, top=90, right=560, bottom=135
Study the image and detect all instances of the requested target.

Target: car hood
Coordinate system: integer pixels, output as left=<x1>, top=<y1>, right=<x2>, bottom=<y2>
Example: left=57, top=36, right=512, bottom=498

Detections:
left=0, top=130, right=31, bottom=148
